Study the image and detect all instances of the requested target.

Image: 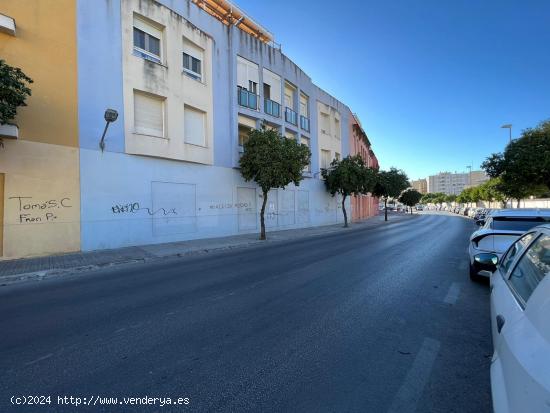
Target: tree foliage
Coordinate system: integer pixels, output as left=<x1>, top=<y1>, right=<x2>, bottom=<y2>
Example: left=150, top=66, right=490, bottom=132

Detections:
left=239, top=127, right=310, bottom=240
left=372, top=168, right=409, bottom=221
left=482, top=119, right=550, bottom=205
left=0, top=59, right=33, bottom=125
left=398, top=188, right=422, bottom=214
left=321, top=154, right=377, bottom=227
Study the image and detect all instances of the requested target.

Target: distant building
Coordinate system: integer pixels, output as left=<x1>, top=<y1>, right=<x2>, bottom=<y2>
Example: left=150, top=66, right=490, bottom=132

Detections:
left=411, top=179, right=428, bottom=194
left=428, top=172, right=470, bottom=195
left=467, top=171, right=490, bottom=188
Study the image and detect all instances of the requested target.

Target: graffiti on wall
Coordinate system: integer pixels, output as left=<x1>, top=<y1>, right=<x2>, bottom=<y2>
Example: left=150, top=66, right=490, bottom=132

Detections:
left=111, top=202, right=177, bottom=216
left=9, top=196, right=72, bottom=223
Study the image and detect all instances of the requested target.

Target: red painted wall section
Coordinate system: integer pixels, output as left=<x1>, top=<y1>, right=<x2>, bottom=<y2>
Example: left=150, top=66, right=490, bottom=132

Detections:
left=349, top=114, right=379, bottom=222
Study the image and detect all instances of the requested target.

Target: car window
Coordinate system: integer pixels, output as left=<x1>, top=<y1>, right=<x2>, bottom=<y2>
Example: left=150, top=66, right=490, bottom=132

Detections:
left=491, top=217, right=550, bottom=231
left=508, top=235, right=550, bottom=305
left=500, top=233, right=536, bottom=275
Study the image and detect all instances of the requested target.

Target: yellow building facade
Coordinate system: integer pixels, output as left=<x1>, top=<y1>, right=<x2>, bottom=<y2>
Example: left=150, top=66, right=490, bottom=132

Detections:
left=0, top=0, right=80, bottom=258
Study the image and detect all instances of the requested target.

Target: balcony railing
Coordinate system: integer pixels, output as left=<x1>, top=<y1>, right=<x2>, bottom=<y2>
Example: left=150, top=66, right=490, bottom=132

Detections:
left=285, top=107, right=297, bottom=125
left=238, top=87, right=258, bottom=110
left=300, top=115, right=310, bottom=132
left=264, top=98, right=281, bottom=118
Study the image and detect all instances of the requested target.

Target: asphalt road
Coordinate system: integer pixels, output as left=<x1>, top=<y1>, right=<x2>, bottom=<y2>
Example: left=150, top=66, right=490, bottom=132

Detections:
left=0, top=213, right=492, bottom=413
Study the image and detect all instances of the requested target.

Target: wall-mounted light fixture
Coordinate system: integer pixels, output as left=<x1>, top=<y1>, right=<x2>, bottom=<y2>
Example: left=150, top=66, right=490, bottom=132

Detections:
left=99, top=109, right=119, bottom=151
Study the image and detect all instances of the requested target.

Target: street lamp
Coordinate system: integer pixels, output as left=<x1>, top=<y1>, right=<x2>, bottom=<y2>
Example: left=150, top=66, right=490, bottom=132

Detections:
left=501, top=124, right=512, bottom=143
left=99, top=108, right=119, bottom=152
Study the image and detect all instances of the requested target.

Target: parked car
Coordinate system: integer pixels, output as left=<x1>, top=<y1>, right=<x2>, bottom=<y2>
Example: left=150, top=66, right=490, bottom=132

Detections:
left=485, top=224, right=550, bottom=413
left=468, top=209, right=550, bottom=279
left=415, top=204, right=424, bottom=211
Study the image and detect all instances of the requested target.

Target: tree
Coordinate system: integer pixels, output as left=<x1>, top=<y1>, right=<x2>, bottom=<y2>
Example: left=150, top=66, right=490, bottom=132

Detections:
left=478, top=178, right=506, bottom=208
left=445, top=194, right=457, bottom=204
left=372, top=168, right=409, bottom=221
left=482, top=119, right=550, bottom=206
left=399, top=188, right=422, bottom=214
left=0, top=59, right=33, bottom=125
left=322, top=155, right=376, bottom=227
left=240, top=127, right=310, bottom=240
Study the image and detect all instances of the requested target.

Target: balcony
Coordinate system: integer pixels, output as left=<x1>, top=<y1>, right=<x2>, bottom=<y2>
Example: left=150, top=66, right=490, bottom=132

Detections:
left=285, top=107, right=297, bottom=126
left=264, top=98, right=281, bottom=118
left=238, top=87, right=258, bottom=110
left=300, top=115, right=310, bottom=132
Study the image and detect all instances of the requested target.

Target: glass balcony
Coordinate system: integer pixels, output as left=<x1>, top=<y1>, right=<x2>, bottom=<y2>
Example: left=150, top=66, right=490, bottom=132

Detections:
left=238, top=87, right=258, bottom=110
left=300, top=115, right=310, bottom=132
left=285, top=107, right=297, bottom=125
left=264, top=98, right=281, bottom=118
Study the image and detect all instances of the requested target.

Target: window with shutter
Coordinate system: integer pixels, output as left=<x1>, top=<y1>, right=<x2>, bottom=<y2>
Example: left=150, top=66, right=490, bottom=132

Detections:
left=134, top=91, right=165, bottom=137
left=184, top=106, right=206, bottom=146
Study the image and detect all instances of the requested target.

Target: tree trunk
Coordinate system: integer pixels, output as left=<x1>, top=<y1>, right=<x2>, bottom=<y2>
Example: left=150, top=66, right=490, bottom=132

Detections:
left=342, top=195, right=348, bottom=227
left=410, top=206, right=413, bottom=214
left=517, top=198, right=521, bottom=208
left=384, top=198, right=388, bottom=221
left=260, top=190, right=268, bottom=240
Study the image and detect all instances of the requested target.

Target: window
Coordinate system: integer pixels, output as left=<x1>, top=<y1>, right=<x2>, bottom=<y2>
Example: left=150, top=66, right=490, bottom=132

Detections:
left=239, top=124, right=252, bottom=147
left=182, top=39, right=203, bottom=81
left=300, top=93, right=309, bottom=117
left=321, top=149, right=331, bottom=169
left=508, top=235, right=550, bottom=305
left=133, top=16, right=162, bottom=64
left=301, top=137, right=311, bottom=172
left=490, top=217, right=550, bottom=231
left=184, top=106, right=206, bottom=146
left=134, top=91, right=164, bottom=137
left=320, top=113, right=330, bottom=134
left=263, top=83, right=271, bottom=100
left=335, top=152, right=341, bottom=161
left=334, top=118, right=341, bottom=139
left=285, top=130, right=296, bottom=140
left=500, top=233, right=536, bottom=274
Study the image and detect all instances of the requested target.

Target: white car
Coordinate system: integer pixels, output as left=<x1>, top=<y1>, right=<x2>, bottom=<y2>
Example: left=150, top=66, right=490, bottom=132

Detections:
left=485, top=224, right=550, bottom=413
left=468, top=209, right=550, bottom=280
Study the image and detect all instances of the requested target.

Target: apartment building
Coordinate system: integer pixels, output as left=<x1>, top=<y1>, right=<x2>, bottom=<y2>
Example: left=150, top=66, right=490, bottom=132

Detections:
left=349, top=114, right=379, bottom=221
left=0, top=1, right=80, bottom=258
left=1, top=0, right=377, bottom=258
left=428, top=172, right=470, bottom=195
left=411, top=179, right=428, bottom=194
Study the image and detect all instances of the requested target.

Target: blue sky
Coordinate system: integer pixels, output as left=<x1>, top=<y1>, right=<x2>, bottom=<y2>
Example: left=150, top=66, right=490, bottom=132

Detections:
left=235, top=0, right=550, bottom=180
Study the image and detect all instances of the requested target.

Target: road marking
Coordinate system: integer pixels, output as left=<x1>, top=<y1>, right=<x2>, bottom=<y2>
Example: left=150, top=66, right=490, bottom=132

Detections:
left=443, top=282, right=461, bottom=305
left=387, top=337, right=441, bottom=413
left=25, top=353, right=53, bottom=366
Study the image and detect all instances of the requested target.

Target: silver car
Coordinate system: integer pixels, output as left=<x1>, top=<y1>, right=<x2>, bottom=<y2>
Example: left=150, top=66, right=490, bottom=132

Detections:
left=468, top=209, right=550, bottom=280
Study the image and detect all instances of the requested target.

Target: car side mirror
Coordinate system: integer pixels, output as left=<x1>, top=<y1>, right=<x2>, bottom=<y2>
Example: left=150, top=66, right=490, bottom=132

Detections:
left=474, top=253, right=498, bottom=273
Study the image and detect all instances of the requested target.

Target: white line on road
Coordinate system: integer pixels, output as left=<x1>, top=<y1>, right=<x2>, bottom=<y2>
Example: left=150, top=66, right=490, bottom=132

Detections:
left=443, top=282, right=461, bottom=305
left=387, top=337, right=441, bottom=413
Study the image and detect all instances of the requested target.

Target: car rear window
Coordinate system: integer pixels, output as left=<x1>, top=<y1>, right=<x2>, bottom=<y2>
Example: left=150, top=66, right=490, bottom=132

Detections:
left=490, top=217, right=550, bottom=231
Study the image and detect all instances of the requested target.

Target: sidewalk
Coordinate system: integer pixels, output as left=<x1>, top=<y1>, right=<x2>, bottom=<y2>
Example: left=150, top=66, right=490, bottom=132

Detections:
left=0, top=212, right=416, bottom=284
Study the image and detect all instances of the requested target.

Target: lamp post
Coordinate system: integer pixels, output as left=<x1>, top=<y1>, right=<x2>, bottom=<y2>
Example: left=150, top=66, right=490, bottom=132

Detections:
left=99, top=109, right=119, bottom=152
left=501, top=124, right=512, bottom=143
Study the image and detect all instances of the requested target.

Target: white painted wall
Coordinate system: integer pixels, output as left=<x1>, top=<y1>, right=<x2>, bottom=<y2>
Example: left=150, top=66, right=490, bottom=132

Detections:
left=80, top=149, right=346, bottom=251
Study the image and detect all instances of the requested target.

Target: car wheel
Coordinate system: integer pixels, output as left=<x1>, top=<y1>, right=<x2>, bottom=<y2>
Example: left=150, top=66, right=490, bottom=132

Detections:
left=469, top=264, right=480, bottom=281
